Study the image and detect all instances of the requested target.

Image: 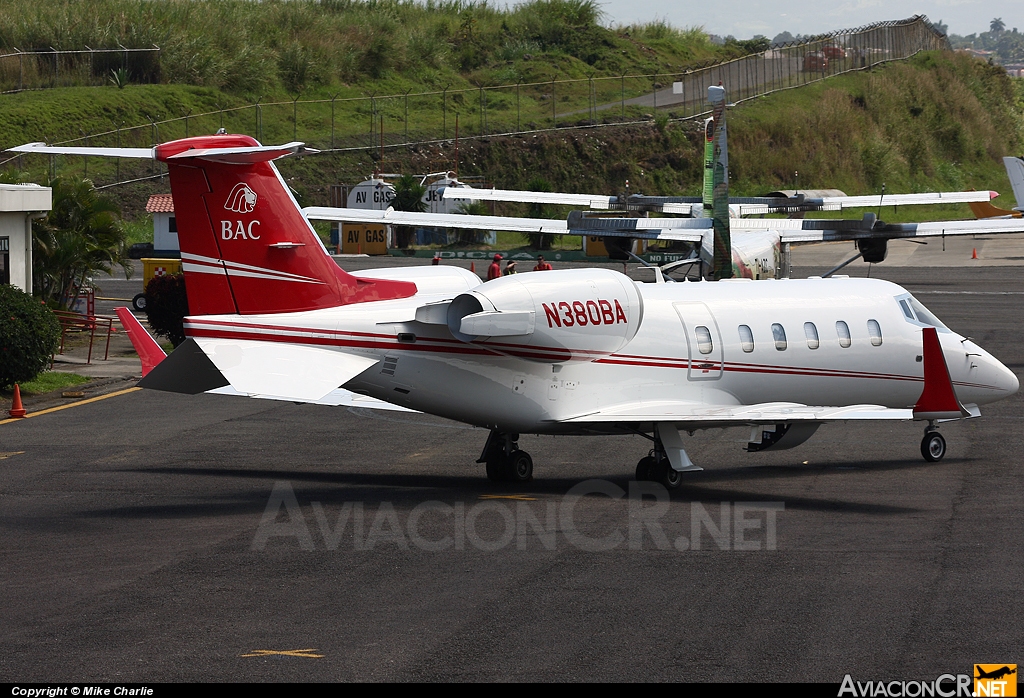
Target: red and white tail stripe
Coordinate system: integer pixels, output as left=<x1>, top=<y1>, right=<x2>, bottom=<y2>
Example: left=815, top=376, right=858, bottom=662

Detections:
left=181, top=252, right=324, bottom=285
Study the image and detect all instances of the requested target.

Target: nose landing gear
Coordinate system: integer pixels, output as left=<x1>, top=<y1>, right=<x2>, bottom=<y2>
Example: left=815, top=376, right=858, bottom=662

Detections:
left=478, top=430, right=533, bottom=482
left=921, top=425, right=946, bottom=462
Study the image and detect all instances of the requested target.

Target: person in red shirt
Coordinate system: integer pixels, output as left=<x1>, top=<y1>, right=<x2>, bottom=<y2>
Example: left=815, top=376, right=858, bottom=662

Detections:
left=533, top=254, right=553, bottom=271
left=487, top=254, right=503, bottom=280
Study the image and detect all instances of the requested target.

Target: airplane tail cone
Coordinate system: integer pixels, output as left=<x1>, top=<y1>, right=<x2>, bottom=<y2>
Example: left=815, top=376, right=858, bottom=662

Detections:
left=8, top=384, right=27, bottom=418
left=972, top=247, right=978, bottom=259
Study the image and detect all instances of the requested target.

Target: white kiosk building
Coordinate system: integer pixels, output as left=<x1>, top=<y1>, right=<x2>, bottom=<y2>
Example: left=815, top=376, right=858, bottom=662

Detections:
left=146, top=194, right=179, bottom=256
left=0, top=183, right=52, bottom=292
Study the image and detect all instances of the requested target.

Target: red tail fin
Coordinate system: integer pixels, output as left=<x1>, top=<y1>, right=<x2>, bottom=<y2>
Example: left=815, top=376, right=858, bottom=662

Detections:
left=154, top=135, right=415, bottom=315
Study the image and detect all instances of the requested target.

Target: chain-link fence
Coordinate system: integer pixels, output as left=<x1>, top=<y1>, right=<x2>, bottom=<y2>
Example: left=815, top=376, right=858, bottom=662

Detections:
left=2, top=16, right=948, bottom=179
left=0, top=46, right=161, bottom=93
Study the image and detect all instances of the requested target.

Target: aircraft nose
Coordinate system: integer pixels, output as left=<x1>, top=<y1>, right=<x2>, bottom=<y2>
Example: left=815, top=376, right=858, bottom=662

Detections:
left=995, top=361, right=1020, bottom=398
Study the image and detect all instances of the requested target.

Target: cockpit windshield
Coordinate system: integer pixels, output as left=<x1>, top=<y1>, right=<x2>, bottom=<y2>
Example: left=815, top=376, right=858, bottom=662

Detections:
left=897, top=295, right=947, bottom=329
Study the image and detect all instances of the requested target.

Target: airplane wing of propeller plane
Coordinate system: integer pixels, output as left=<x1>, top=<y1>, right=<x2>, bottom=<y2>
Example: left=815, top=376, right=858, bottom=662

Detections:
left=9, top=121, right=1019, bottom=487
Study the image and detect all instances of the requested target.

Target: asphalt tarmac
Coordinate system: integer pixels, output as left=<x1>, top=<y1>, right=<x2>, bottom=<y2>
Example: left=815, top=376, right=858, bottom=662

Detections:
left=2, top=263, right=1022, bottom=682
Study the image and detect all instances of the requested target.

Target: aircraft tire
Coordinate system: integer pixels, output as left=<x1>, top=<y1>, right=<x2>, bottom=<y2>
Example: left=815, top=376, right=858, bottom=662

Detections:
left=506, top=450, right=533, bottom=482
left=652, top=459, right=682, bottom=490
left=132, top=293, right=147, bottom=312
left=635, top=456, right=658, bottom=482
left=486, top=457, right=508, bottom=481
left=921, top=432, right=946, bottom=462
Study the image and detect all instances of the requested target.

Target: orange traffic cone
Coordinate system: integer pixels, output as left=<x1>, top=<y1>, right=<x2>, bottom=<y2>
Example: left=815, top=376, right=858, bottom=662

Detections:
left=470, top=262, right=476, bottom=273
left=8, top=384, right=26, bottom=418
left=971, top=248, right=978, bottom=259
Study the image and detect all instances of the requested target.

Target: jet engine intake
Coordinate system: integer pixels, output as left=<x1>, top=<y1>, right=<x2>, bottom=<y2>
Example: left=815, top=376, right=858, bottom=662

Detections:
left=446, top=268, right=643, bottom=362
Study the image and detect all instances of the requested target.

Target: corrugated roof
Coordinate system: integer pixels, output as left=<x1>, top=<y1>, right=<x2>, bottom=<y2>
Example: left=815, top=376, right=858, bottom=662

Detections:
left=146, top=194, right=174, bottom=213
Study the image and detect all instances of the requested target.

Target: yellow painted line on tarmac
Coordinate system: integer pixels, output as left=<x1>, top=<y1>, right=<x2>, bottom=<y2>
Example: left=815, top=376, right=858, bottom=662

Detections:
left=0, top=387, right=141, bottom=425
left=0, top=451, right=25, bottom=460
left=479, top=494, right=537, bottom=501
left=240, top=649, right=324, bottom=658
left=95, top=297, right=133, bottom=302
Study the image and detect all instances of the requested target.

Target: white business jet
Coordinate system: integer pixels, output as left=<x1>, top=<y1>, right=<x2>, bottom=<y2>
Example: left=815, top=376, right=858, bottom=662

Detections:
left=10, top=135, right=1018, bottom=488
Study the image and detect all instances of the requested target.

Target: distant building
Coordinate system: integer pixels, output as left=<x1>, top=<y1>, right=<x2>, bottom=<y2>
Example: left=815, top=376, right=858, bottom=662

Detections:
left=146, top=194, right=179, bottom=256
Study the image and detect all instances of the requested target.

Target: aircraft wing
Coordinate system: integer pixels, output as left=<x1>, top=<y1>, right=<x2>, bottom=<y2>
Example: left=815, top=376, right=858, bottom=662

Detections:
left=728, top=216, right=1024, bottom=243
left=304, top=206, right=707, bottom=240
left=207, top=384, right=419, bottom=411
left=564, top=212, right=709, bottom=242
left=444, top=185, right=995, bottom=217
left=735, top=190, right=998, bottom=215
left=440, top=187, right=620, bottom=209
left=555, top=401, right=916, bottom=425
left=303, top=206, right=567, bottom=234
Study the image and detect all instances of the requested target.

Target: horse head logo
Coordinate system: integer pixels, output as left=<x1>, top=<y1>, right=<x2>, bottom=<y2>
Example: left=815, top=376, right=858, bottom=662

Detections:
left=225, top=183, right=258, bottom=214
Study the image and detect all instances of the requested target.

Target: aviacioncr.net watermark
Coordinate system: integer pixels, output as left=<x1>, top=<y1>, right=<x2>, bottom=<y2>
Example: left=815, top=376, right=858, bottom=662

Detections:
left=250, top=479, right=783, bottom=552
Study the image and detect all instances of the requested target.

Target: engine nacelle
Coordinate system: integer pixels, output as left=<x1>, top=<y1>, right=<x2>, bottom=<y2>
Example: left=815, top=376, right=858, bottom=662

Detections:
left=446, top=268, right=643, bottom=362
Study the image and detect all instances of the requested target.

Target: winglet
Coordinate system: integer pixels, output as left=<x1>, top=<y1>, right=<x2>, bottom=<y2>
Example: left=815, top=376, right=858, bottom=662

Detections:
left=968, top=200, right=1022, bottom=219
left=115, top=307, right=166, bottom=377
left=913, top=327, right=967, bottom=420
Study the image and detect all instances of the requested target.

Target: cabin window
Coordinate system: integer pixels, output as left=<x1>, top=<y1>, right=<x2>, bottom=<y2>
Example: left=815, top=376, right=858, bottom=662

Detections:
left=738, top=325, right=754, bottom=353
left=771, top=323, right=787, bottom=351
left=695, top=326, right=714, bottom=354
left=804, top=322, right=819, bottom=350
left=836, top=321, right=852, bottom=348
left=868, top=320, right=883, bottom=346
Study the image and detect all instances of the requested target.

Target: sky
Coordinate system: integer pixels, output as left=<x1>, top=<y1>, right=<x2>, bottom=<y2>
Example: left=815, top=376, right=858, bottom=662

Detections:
left=587, top=0, right=1020, bottom=40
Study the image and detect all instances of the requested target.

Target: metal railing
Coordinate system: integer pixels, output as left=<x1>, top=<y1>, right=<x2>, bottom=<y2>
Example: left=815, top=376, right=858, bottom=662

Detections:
left=0, top=46, right=161, bottom=93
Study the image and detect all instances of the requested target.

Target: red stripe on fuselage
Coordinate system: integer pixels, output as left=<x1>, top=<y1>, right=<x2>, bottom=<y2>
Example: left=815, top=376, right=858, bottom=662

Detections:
left=183, top=322, right=1001, bottom=390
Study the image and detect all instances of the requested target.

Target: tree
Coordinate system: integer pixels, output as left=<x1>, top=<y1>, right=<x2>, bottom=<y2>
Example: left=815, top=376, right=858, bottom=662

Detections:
left=144, top=273, right=188, bottom=347
left=930, top=19, right=948, bottom=36
left=771, top=31, right=795, bottom=46
left=990, top=18, right=1005, bottom=32
left=454, top=201, right=490, bottom=245
left=390, top=174, right=427, bottom=248
left=32, top=177, right=132, bottom=309
left=0, top=284, right=60, bottom=390
left=523, top=176, right=556, bottom=250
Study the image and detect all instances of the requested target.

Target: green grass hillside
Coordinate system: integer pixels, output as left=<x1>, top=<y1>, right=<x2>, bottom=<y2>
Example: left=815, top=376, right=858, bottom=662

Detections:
left=0, top=0, right=733, bottom=99
left=301, top=51, right=1020, bottom=220
left=0, top=38, right=1021, bottom=224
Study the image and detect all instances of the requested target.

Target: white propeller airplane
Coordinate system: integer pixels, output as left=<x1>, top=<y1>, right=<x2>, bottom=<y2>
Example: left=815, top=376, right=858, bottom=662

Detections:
left=427, top=86, right=1024, bottom=281
left=10, top=133, right=1019, bottom=488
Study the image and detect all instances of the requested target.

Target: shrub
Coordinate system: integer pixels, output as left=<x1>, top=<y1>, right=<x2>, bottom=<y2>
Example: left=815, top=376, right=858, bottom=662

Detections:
left=0, top=285, right=61, bottom=390
left=144, top=273, right=189, bottom=348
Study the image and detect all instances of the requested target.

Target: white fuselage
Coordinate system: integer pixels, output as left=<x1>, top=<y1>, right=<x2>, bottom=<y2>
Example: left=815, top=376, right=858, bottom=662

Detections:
left=184, top=267, right=1018, bottom=434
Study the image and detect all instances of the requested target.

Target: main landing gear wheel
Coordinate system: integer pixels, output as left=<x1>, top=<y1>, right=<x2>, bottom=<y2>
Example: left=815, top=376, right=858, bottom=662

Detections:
left=635, top=455, right=658, bottom=482
left=506, top=450, right=534, bottom=482
left=485, top=450, right=534, bottom=482
left=486, top=458, right=507, bottom=481
left=131, top=293, right=147, bottom=312
left=650, top=458, right=682, bottom=490
left=479, top=430, right=532, bottom=483
left=921, top=431, right=946, bottom=462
